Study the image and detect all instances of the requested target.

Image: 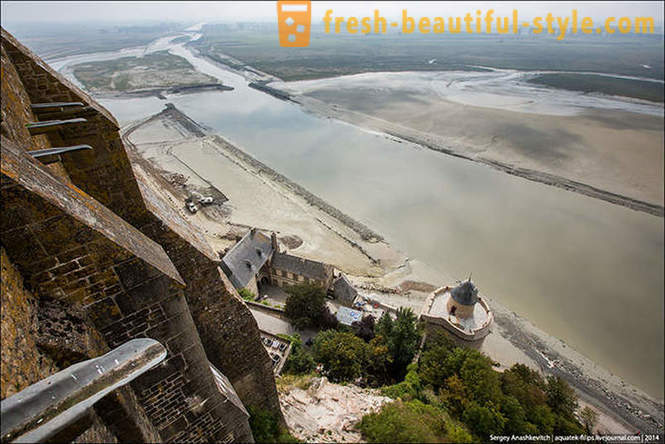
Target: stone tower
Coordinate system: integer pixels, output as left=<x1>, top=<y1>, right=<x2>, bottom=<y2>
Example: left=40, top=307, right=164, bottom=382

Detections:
left=446, top=279, right=479, bottom=319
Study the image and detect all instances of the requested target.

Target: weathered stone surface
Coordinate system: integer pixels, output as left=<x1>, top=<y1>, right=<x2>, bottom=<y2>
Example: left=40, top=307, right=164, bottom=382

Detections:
left=1, top=26, right=265, bottom=442
left=0, top=247, right=59, bottom=399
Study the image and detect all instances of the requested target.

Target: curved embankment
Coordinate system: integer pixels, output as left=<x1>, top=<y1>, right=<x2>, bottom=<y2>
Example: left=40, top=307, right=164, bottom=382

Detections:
left=208, top=134, right=383, bottom=243
left=123, top=104, right=384, bottom=244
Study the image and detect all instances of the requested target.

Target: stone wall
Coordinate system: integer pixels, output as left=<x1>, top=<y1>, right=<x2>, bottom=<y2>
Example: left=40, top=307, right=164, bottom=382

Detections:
left=2, top=26, right=282, bottom=425
left=136, top=197, right=282, bottom=418
left=0, top=247, right=59, bottom=399
left=0, top=246, right=160, bottom=442
left=1, top=135, right=252, bottom=442
left=0, top=26, right=285, bottom=442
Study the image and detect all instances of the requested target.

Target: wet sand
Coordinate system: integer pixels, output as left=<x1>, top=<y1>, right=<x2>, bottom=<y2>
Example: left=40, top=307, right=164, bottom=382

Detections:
left=121, top=106, right=663, bottom=434
left=273, top=73, right=664, bottom=215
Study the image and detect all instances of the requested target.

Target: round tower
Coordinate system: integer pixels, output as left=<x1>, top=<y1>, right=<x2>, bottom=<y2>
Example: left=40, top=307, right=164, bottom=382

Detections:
left=446, top=279, right=479, bottom=319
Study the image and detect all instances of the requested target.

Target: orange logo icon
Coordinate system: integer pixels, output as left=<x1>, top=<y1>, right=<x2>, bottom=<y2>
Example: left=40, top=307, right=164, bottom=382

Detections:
left=277, top=0, right=311, bottom=47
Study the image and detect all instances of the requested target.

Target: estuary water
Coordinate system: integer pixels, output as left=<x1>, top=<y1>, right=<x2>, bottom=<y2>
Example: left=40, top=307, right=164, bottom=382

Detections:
left=51, top=35, right=664, bottom=399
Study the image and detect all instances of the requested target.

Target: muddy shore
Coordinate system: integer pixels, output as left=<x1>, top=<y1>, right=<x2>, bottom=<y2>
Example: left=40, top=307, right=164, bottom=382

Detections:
left=289, top=94, right=664, bottom=218
left=120, top=104, right=663, bottom=434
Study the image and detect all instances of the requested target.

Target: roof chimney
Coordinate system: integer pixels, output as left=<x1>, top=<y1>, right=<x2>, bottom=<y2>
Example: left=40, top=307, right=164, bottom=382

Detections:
left=271, top=232, right=278, bottom=253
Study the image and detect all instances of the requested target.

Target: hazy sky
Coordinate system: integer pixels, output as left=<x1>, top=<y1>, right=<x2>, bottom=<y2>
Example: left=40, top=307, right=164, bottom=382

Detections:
left=2, top=1, right=663, bottom=25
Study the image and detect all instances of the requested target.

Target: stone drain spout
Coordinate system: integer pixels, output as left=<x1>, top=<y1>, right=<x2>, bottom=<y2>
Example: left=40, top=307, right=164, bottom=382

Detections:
left=1, top=338, right=167, bottom=443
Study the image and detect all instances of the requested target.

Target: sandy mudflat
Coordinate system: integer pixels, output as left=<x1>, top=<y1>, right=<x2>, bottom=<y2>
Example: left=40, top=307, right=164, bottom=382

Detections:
left=124, top=112, right=401, bottom=277
left=273, top=73, right=664, bottom=213
left=122, top=106, right=663, bottom=435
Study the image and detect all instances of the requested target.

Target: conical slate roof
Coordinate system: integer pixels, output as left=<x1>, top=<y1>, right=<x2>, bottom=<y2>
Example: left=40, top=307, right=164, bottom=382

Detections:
left=450, top=280, right=479, bottom=306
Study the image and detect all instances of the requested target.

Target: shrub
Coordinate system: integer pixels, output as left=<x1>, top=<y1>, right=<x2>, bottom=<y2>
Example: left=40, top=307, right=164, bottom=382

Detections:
left=248, top=406, right=299, bottom=443
left=313, top=330, right=368, bottom=382
left=358, top=400, right=465, bottom=443
left=239, top=288, right=256, bottom=301
left=280, top=333, right=316, bottom=375
left=381, top=363, right=422, bottom=401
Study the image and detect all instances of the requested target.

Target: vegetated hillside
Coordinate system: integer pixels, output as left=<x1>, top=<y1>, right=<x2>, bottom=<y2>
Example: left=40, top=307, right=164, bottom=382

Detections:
left=191, top=23, right=664, bottom=81
left=278, top=285, right=590, bottom=442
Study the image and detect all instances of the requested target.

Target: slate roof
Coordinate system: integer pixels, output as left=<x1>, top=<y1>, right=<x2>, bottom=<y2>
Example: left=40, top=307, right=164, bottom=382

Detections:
left=450, top=280, right=479, bottom=306
left=209, top=362, right=249, bottom=417
left=272, top=252, right=332, bottom=281
left=221, top=229, right=273, bottom=289
left=335, top=306, right=363, bottom=326
left=333, top=274, right=358, bottom=304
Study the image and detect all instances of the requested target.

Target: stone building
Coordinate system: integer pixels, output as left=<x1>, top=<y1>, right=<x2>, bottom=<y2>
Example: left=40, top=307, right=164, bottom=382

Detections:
left=420, top=279, right=493, bottom=342
left=222, top=230, right=334, bottom=294
left=332, top=274, right=359, bottom=307
left=221, top=229, right=274, bottom=296
left=1, top=27, right=282, bottom=442
left=269, top=251, right=334, bottom=290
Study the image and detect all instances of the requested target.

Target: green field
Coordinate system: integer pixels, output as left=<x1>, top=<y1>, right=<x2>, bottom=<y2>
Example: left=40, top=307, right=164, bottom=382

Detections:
left=191, top=23, right=664, bottom=85
left=4, top=22, right=185, bottom=59
left=529, top=73, right=664, bottom=102
left=72, top=51, right=219, bottom=92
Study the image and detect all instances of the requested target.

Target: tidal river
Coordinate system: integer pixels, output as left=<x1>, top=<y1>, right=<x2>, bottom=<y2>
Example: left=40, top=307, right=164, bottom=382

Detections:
left=51, top=35, right=664, bottom=399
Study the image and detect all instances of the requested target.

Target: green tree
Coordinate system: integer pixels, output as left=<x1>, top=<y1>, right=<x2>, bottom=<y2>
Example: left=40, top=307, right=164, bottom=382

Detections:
left=366, top=336, right=392, bottom=386
left=284, top=283, right=327, bottom=330
left=500, top=395, right=532, bottom=435
left=553, top=414, right=585, bottom=435
left=545, top=376, right=578, bottom=419
left=459, top=351, right=502, bottom=406
left=580, top=406, right=598, bottom=434
left=312, top=330, right=368, bottom=382
left=501, top=364, right=548, bottom=411
left=420, top=345, right=471, bottom=389
left=390, top=308, right=421, bottom=379
left=375, top=312, right=393, bottom=341
left=462, top=402, right=506, bottom=439
left=438, top=374, right=471, bottom=416
left=529, top=404, right=556, bottom=434
left=381, top=363, right=421, bottom=401
left=376, top=308, right=421, bottom=380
